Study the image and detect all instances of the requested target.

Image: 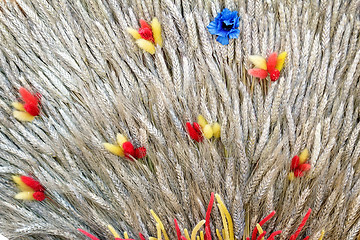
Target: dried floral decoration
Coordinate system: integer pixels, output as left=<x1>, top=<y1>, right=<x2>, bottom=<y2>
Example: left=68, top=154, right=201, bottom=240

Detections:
left=13, top=175, right=46, bottom=201
left=186, top=115, right=221, bottom=142
left=197, top=115, right=221, bottom=139
left=186, top=121, right=203, bottom=142
left=78, top=193, right=235, bottom=240
left=248, top=211, right=282, bottom=240
left=249, top=209, right=312, bottom=240
left=207, top=8, right=241, bottom=45
left=127, top=18, right=163, bottom=54
left=248, top=52, right=287, bottom=81
left=103, top=133, right=146, bottom=160
left=289, top=209, right=312, bottom=240
left=288, top=148, right=310, bottom=180
left=78, top=201, right=318, bottom=240
left=12, top=87, right=41, bottom=121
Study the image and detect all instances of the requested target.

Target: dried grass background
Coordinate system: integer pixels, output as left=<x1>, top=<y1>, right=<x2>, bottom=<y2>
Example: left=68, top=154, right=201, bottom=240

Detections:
left=0, top=0, right=359, bottom=239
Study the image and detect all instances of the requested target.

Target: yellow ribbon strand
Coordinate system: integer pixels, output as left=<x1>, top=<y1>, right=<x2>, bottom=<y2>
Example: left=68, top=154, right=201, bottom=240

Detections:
left=318, top=230, right=325, bottom=240
left=156, top=223, right=162, bottom=240
left=191, top=220, right=206, bottom=240
left=184, top=229, right=191, bottom=240
left=215, top=194, right=234, bottom=240
left=218, top=204, right=230, bottom=240
left=200, top=231, right=204, bottom=240
left=107, top=225, right=120, bottom=239
left=150, top=209, right=170, bottom=240
left=216, top=229, right=223, bottom=240
left=256, top=224, right=264, bottom=240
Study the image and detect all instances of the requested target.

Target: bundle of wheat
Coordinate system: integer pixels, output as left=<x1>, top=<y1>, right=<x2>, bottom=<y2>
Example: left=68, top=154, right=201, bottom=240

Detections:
left=0, top=0, right=359, bottom=239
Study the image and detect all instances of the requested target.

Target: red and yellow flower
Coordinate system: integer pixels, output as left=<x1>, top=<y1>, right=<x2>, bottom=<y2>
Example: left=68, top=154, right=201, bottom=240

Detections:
left=186, top=115, right=221, bottom=142
left=288, top=148, right=311, bottom=180
left=12, top=87, right=41, bottom=121
left=248, top=52, right=287, bottom=81
left=127, top=18, right=163, bottom=54
left=13, top=175, right=46, bottom=201
left=103, top=133, right=146, bottom=160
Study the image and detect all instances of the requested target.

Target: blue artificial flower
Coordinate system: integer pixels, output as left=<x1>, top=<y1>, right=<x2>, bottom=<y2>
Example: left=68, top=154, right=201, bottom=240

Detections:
left=207, top=8, right=241, bottom=45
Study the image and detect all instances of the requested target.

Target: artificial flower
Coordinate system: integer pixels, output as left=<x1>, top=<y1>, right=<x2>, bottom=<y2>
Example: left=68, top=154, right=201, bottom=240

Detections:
left=197, top=115, right=221, bottom=139
left=248, top=51, right=287, bottom=81
left=12, top=87, right=41, bottom=121
left=186, top=116, right=221, bottom=142
left=127, top=18, right=163, bottom=54
left=288, top=148, right=311, bottom=180
left=103, top=133, right=147, bottom=160
left=13, top=175, right=46, bottom=201
left=186, top=122, right=203, bottom=142
left=207, top=8, right=240, bottom=45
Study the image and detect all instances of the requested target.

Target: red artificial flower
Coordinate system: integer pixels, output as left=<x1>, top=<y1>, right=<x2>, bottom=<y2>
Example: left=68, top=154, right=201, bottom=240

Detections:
left=138, top=19, right=155, bottom=42
left=186, top=122, right=203, bottom=142
left=13, top=175, right=47, bottom=201
left=289, top=154, right=311, bottom=179
left=290, top=155, right=300, bottom=171
left=134, top=147, right=147, bottom=159
left=122, top=141, right=135, bottom=159
left=19, top=87, right=41, bottom=116
left=20, top=175, right=45, bottom=192
left=294, top=168, right=304, bottom=177
left=32, top=191, right=46, bottom=201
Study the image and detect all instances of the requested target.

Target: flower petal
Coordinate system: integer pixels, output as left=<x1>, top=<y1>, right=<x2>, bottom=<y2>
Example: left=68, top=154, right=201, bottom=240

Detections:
left=291, top=155, right=300, bottom=171
left=138, top=27, right=154, bottom=42
left=298, top=163, right=311, bottom=172
left=197, top=115, right=208, bottom=128
left=267, top=52, right=278, bottom=73
left=221, top=8, right=231, bottom=16
left=212, top=123, right=221, bottom=139
left=13, top=110, right=35, bottom=121
left=127, top=28, right=141, bottom=40
left=216, top=36, right=229, bottom=45
left=299, top=148, right=309, bottom=164
left=248, top=55, right=267, bottom=70
left=151, top=17, right=163, bottom=47
left=116, top=133, right=128, bottom=147
left=19, top=87, right=38, bottom=106
left=223, top=18, right=235, bottom=26
left=294, top=168, right=304, bottom=177
left=78, top=229, right=100, bottom=240
left=207, top=21, right=219, bottom=35
left=24, top=103, right=40, bottom=116
left=276, top=51, right=287, bottom=71
left=217, top=28, right=230, bottom=37
left=122, top=141, right=135, bottom=159
left=14, top=191, right=35, bottom=200
left=228, top=29, right=240, bottom=39
left=20, top=176, right=44, bottom=192
left=186, top=122, right=202, bottom=142
left=12, top=102, right=25, bottom=111
left=103, top=143, right=125, bottom=157
left=139, top=19, right=151, bottom=29
left=13, top=176, right=33, bottom=192
left=233, top=16, right=240, bottom=28
left=134, top=147, right=147, bottom=159
left=32, top=191, right=46, bottom=201
left=203, top=124, right=213, bottom=139
left=193, top=122, right=202, bottom=135
left=135, top=39, right=156, bottom=54
left=248, top=68, right=268, bottom=79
